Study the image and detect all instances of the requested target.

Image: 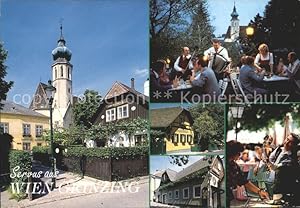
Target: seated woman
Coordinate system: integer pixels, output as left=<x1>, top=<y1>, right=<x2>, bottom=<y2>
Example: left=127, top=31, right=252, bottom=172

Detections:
left=239, top=56, right=268, bottom=95
left=159, top=61, right=172, bottom=86
left=236, top=149, right=251, bottom=176
left=254, top=43, right=274, bottom=75
left=227, top=140, right=269, bottom=207
left=150, top=60, right=179, bottom=92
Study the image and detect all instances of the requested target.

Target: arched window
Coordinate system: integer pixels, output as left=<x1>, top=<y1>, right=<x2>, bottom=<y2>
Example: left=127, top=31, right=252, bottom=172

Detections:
left=55, top=67, right=57, bottom=79
left=61, top=66, right=63, bottom=77
left=67, top=67, right=70, bottom=79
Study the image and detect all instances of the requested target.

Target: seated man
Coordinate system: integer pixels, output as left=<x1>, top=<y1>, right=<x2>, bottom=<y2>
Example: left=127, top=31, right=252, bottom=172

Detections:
left=173, top=46, right=193, bottom=80
left=150, top=60, right=179, bottom=92
left=286, top=52, right=300, bottom=94
left=190, top=55, right=220, bottom=98
left=268, top=133, right=300, bottom=204
left=239, top=56, right=267, bottom=95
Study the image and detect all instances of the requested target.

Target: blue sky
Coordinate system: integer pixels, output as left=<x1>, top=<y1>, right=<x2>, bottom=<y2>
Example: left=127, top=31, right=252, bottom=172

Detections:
left=0, top=0, right=148, bottom=106
left=150, top=156, right=203, bottom=174
left=207, top=0, right=270, bottom=36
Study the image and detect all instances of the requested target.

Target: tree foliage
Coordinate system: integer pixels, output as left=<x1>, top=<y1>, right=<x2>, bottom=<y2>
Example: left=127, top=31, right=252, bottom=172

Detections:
left=73, top=89, right=102, bottom=127
left=264, top=0, right=300, bottom=54
left=0, top=42, right=13, bottom=109
left=150, top=0, right=214, bottom=62
left=227, top=104, right=300, bottom=132
left=223, top=42, right=242, bottom=67
left=43, top=118, right=149, bottom=147
left=189, top=104, right=224, bottom=150
left=184, top=0, right=214, bottom=54
left=169, top=155, right=189, bottom=166
left=43, top=126, right=85, bottom=146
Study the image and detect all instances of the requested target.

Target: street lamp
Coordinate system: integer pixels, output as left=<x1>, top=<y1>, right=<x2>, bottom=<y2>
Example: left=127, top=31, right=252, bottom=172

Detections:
left=229, top=105, right=244, bottom=141
left=246, top=26, right=254, bottom=36
left=44, top=80, right=56, bottom=189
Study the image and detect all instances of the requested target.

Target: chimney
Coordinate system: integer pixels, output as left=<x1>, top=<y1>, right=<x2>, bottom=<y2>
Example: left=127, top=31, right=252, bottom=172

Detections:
left=131, top=78, right=135, bottom=89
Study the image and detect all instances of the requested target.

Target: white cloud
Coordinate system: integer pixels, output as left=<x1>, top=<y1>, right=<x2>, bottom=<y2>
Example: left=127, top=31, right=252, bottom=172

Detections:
left=134, top=68, right=148, bottom=78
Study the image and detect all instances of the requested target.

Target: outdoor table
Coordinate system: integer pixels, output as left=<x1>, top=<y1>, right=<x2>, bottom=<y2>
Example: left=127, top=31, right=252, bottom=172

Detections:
left=263, top=75, right=289, bottom=82
left=263, top=75, right=291, bottom=95
left=231, top=198, right=279, bottom=207
left=169, top=80, right=193, bottom=91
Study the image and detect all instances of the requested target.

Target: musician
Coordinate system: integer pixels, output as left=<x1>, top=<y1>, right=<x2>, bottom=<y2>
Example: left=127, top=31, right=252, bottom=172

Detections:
left=204, top=38, right=230, bottom=80
left=173, top=46, right=193, bottom=80
left=263, top=135, right=275, bottom=157
left=267, top=133, right=300, bottom=204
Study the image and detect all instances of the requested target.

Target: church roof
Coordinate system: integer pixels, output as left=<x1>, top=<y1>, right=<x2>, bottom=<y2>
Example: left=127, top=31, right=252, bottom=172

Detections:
left=30, top=82, right=76, bottom=111
left=29, top=82, right=49, bottom=110
left=1, top=100, right=48, bottom=118
left=224, top=26, right=247, bottom=40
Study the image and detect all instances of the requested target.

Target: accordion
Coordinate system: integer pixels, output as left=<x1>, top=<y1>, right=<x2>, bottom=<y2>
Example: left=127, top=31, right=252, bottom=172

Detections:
left=212, top=54, right=230, bottom=73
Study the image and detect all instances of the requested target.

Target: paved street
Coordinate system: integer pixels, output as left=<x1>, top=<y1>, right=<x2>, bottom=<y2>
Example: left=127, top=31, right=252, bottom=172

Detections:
left=23, top=180, right=149, bottom=208
left=1, top=162, right=149, bottom=208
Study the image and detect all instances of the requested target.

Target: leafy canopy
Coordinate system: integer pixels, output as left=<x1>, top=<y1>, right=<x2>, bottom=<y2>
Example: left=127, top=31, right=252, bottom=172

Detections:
left=0, top=42, right=13, bottom=108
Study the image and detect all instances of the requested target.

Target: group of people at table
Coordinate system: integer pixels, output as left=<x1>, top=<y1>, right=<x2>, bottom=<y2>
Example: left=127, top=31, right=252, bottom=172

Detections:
left=227, top=133, right=300, bottom=206
left=150, top=38, right=300, bottom=99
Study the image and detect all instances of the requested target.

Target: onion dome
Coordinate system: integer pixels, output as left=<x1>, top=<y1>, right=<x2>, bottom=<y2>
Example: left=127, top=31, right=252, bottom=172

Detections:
left=52, top=25, right=72, bottom=61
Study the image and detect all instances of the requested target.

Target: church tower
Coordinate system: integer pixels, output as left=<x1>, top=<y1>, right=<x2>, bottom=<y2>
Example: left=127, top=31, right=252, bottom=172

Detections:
left=230, top=2, right=240, bottom=41
left=30, top=24, right=74, bottom=128
left=51, top=25, right=73, bottom=127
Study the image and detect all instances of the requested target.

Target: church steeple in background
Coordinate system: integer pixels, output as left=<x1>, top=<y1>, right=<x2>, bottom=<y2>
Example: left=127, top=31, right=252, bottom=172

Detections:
left=230, top=1, right=240, bottom=41
left=231, top=1, right=239, bottom=20
left=50, top=23, right=74, bottom=127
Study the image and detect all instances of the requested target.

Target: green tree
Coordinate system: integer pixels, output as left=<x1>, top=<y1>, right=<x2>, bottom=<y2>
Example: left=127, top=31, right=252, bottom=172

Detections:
left=189, top=104, right=224, bottom=150
left=150, top=0, right=213, bottom=62
left=0, top=134, right=13, bottom=179
left=245, top=0, right=300, bottom=58
left=185, top=0, right=214, bottom=54
left=0, top=42, right=13, bottom=109
left=169, top=155, right=189, bottom=166
left=223, top=42, right=242, bottom=67
left=73, top=90, right=102, bottom=127
left=264, top=0, right=300, bottom=54
left=227, top=104, right=300, bottom=132
left=43, top=126, right=85, bottom=146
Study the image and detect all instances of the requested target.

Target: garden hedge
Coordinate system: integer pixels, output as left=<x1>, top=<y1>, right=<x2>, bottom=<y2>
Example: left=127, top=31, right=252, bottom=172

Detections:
left=32, top=146, right=148, bottom=159
left=9, top=150, right=32, bottom=197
